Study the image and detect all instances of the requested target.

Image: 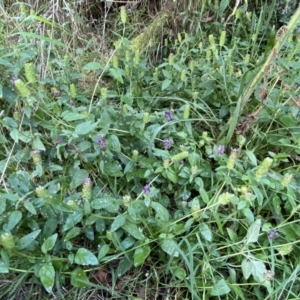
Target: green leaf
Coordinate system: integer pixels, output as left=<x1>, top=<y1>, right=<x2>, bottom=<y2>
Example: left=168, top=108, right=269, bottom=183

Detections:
left=241, top=257, right=253, bottom=280
left=199, top=223, right=213, bottom=242
left=122, top=222, right=145, bottom=240
left=134, top=244, right=151, bottom=267
left=160, top=239, right=179, bottom=257
left=150, top=202, right=169, bottom=222
left=17, top=230, right=41, bottom=250
left=210, top=279, right=231, bottom=296
left=33, top=138, right=46, bottom=151
left=62, top=112, right=86, bottom=121
left=75, top=121, right=99, bottom=135
left=62, top=211, right=83, bottom=232
left=24, top=201, right=37, bottom=215
left=71, top=268, right=90, bottom=288
left=0, top=260, right=9, bottom=273
left=108, top=135, right=121, bottom=153
left=75, top=248, right=98, bottom=266
left=170, top=267, right=186, bottom=280
left=98, top=244, right=110, bottom=261
left=251, top=259, right=267, bottom=282
left=110, top=214, right=126, bottom=232
left=162, top=79, right=172, bottom=90
left=109, top=68, right=124, bottom=83
left=39, top=263, right=55, bottom=293
left=246, top=219, right=261, bottom=244
left=70, top=169, right=89, bottom=189
left=41, top=234, right=58, bottom=254
left=82, top=62, right=101, bottom=71
left=7, top=211, right=22, bottom=231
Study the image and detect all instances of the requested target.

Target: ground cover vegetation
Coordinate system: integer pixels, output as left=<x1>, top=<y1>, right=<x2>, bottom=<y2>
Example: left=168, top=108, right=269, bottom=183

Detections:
left=0, top=0, right=300, bottom=299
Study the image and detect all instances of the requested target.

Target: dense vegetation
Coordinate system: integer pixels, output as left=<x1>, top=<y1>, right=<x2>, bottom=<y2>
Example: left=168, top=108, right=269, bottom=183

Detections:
left=0, top=0, right=300, bottom=299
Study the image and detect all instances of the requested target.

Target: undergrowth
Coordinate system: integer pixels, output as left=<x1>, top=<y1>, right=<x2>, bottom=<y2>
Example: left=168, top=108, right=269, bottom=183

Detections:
left=0, top=1, right=300, bottom=299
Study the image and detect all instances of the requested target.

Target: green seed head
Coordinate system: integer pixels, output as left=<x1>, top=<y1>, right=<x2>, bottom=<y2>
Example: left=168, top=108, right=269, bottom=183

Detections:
left=171, top=151, right=189, bottom=162
left=24, top=63, right=36, bottom=83
left=183, top=104, right=190, bottom=119
left=120, top=6, right=127, bottom=24
left=82, top=178, right=92, bottom=200
left=15, top=79, right=31, bottom=98
left=142, top=112, right=149, bottom=124
left=0, top=231, right=15, bottom=250
left=70, top=84, right=77, bottom=99
left=35, top=186, right=48, bottom=198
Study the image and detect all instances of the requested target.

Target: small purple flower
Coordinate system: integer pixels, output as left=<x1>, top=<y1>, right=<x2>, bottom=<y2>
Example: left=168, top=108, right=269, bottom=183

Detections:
left=10, top=77, right=18, bottom=85
left=143, top=184, right=151, bottom=194
left=97, top=135, right=106, bottom=151
left=267, top=229, right=279, bottom=242
left=164, top=111, right=173, bottom=121
left=216, top=145, right=225, bottom=155
left=163, top=138, right=172, bottom=150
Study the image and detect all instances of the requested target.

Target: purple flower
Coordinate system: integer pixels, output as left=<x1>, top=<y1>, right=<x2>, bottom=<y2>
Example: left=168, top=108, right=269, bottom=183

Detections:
left=97, top=135, right=106, bottom=151
left=216, top=145, right=225, bottom=155
left=164, top=111, right=173, bottom=121
left=163, top=138, right=172, bottom=150
left=143, top=184, right=151, bottom=194
left=10, top=77, right=18, bottom=85
left=267, top=229, right=279, bottom=242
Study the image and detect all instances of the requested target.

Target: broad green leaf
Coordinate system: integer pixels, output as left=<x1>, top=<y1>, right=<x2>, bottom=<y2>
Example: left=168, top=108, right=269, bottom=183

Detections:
left=41, top=234, right=58, bottom=254
left=170, top=267, right=186, bottom=280
left=199, top=223, right=213, bottom=242
left=62, top=211, right=83, bottom=232
left=17, top=230, right=41, bottom=250
left=241, top=257, right=253, bottom=280
left=246, top=219, right=261, bottom=244
left=245, top=150, right=257, bottom=166
left=10, top=129, right=18, bottom=143
left=15, top=32, right=65, bottom=46
left=108, top=135, right=121, bottom=153
left=0, top=199, right=6, bottom=215
left=134, top=244, right=151, bottom=267
left=75, top=121, right=99, bottom=135
left=251, top=259, right=267, bottom=282
left=160, top=239, right=179, bottom=257
left=70, top=169, right=89, bottom=189
left=116, top=256, right=133, bottom=277
left=42, top=217, right=58, bottom=238
left=210, top=279, right=231, bottom=296
left=0, top=260, right=8, bottom=273
left=75, top=248, right=98, bottom=266
left=109, top=68, right=124, bottom=83
left=61, top=112, right=86, bottom=122
left=110, top=214, right=126, bottom=232
left=7, top=211, right=22, bottom=231
left=71, top=268, right=90, bottom=288
left=162, top=79, right=171, bottom=90
left=32, top=138, right=46, bottom=151
left=82, top=62, right=101, bottom=71
left=98, top=244, right=110, bottom=261
left=151, top=202, right=169, bottom=222
left=122, top=222, right=145, bottom=240
left=24, top=201, right=37, bottom=215
left=39, top=263, right=55, bottom=293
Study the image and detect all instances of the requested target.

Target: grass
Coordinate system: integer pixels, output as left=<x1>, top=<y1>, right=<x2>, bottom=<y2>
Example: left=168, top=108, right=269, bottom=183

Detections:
left=0, top=0, right=300, bottom=299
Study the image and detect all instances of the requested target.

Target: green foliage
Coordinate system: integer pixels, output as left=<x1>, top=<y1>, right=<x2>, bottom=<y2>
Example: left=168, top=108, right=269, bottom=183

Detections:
left=0, top=1, right=300, bottom=299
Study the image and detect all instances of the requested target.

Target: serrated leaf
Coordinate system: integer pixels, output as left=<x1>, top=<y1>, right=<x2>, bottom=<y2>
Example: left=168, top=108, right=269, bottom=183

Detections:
left=71, top=268, right=90, bottom=288
left=41, top=234, right=58, bottom=254
left=75, top=248, right=98, bottom=265
left=210, top=279, right=231, bottom=296
left=199, top=223, right=213, bottom=242
left=110, top=214, right=126, bottom=232
left=75, top=121, right=98, bottom=135
left=7, top=211, right=22, bottom=231
left=39, top=263, right=55, bottom=293
left=246, top=219, right=261, bottom=244
left=17, top=230, right=41, bottom=250
left=134, top=244, right=151, bottom=267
